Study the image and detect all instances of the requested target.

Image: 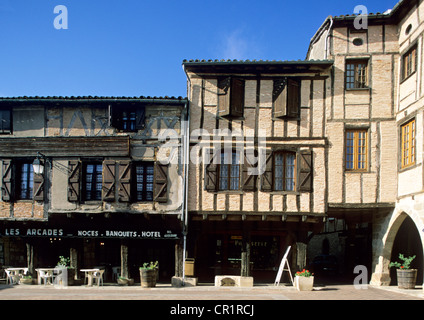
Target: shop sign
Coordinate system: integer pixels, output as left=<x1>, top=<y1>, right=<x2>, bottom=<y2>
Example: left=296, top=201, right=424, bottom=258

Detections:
left=2, top=228, right=179, bottom=240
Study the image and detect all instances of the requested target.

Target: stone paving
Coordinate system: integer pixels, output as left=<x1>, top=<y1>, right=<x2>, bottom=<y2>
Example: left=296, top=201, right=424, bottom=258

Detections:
left=0, top=282, right=422, bottom=300
left=0, top=282, right=421, bottom=319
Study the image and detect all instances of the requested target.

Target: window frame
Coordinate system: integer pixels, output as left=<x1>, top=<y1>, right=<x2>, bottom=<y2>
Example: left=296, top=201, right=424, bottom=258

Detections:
left=401, top=118, right=416, bottom=169
left=345, top=59, right=369, bottom=90
left=272, top=151, right=296, bottom=192
left=132, top=161, right=154, bottom=202
left=15, top=161, right=34, bottom=200
left=218, top=150, right=241, bottom=191
left=401, top=45, right=417, bottom=81
left=82, top=162, right=103, bottom=201
left=345, top=129, right=368, bottom=172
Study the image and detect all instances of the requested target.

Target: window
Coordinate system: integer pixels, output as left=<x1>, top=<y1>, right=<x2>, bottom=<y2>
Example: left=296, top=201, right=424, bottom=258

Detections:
left=345, top=129, right=368, bottom=171
left=401, top=119, right=416, bottom=168
left=402, top=45, right=417, bottom=80
left=274, top=152, right=296, bottom=191
left=83, top=162, right=102, bottom=201
left=218, top=77, right=245, bottom=118
left=110, top=105, right=145, bottom=132
left=0, top=107, right=11, bottom=134
left=346, top=60, right=368, bottom=89
left=273, top=78, right=300, bottom=119
left=219, top=151, right=240, bottom=191
left=16, top=162, right=34, bottom=200
left=68, top=160, right=169, bottom=203
left=133, top=162, right=154, bottom=201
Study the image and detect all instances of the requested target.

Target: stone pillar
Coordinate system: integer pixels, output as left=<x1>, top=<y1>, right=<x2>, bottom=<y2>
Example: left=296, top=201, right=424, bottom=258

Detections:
left=241, top=244, right=251, bottom=277
left=175, top=239, right=183, bottom=278
left=296, top=242, right=307, bottom=271
left=26, top=242, right=34, bottom=275
left=120, top=241, right=129, bottom=279
left=70, top=247, right=79, bottom=280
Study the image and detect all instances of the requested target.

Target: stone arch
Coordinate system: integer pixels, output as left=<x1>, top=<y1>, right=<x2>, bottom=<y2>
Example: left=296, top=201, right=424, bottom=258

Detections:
left=371, top=207, right=424, bottom=286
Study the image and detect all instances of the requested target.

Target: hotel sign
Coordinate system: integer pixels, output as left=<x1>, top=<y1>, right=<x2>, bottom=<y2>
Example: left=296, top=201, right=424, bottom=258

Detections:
left=2, top=227, right=179, bottom=240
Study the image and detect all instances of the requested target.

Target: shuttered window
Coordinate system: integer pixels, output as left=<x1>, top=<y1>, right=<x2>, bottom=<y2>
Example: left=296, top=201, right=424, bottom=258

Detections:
left=83, top=162, right=102, bottom=201
left=133, top=162, right=154, bottom=201
left=273, top=78, right=300, bottom=119
left=260, top=149, right=313, bottom=192
left=218, top=77, right=245, bottom=118
left=401, top=119, right=416, bottom=168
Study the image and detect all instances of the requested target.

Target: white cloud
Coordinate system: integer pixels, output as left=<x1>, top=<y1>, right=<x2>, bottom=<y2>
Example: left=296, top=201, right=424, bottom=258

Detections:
left=219, top=29, right=262, bottom=60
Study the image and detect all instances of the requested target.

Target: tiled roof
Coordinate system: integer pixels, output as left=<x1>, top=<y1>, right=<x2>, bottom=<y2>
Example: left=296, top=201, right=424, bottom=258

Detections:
left=0, top=95, right=186, bottom=101
left=182, top=59, right=333, bottom=64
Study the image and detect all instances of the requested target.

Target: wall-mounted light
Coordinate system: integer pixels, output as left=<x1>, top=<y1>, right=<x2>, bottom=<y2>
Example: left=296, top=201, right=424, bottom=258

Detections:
left=32, top=152, right=47, bottom=175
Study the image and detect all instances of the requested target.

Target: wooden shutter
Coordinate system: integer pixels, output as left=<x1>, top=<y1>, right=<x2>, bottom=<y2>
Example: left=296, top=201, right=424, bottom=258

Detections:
left=2, top=159, right=13, bottom=202
left=231, top=78, right=244, bottom=117
left=109, top=105, right=120, bottom=128
left=260, top=150, right=273, bottom=191
left=218, top=77, right=231, bottom=117
left=33, top=172, right=44, bottom=201
left=242, top=150, right=256, bottom=191
left=102, top=160, right=116, bottom=202
left=68, top=160, right=81, bottom=202
left=273, top=79, right=287, bottom=119
left=287, top=79, right=300, bottom=118
left=297, top=150, right=313, bottom=192
left=204, top=149, right=219, bottom=191
left=118, top=160, right=132, bottom=202
left=153, top=162, right=168, bottom=203
left=135, top=106, right=146, bottom=130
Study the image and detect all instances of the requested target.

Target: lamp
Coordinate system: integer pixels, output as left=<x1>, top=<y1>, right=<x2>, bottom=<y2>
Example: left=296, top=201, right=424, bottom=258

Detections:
left=32, top=152, right=45, bottom=175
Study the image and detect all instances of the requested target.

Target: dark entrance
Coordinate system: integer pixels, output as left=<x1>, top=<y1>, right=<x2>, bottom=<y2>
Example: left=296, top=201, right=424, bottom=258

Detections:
left=390, top=215, right=423, bottom=285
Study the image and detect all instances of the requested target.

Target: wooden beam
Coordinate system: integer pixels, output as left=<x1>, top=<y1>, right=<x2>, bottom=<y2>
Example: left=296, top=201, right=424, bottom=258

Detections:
left=0, top=136, right=130, bottom=157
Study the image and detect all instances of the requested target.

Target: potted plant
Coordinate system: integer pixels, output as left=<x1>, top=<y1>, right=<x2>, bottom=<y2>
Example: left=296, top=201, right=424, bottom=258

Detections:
left=294, top=269, right=314, bottom=291
left=56, top=256, right=75, bottom=286
left=389, top=254, right=417, bottom=289
left=20, top=275, right=33, bottom=285
left=139, top=261, right=158, bottom=288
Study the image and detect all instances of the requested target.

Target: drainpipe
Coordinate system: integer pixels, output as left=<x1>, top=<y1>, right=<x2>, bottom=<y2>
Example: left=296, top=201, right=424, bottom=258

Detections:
left=324, top=17, right=334, bottom=60
left=181, top=64, right=191, bottom=286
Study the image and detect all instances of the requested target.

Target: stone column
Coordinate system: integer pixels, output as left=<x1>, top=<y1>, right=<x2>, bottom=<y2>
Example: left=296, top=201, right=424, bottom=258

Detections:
left=120, top=241, right=129, bottom=279
left=26, top=242, right=34, bottom=275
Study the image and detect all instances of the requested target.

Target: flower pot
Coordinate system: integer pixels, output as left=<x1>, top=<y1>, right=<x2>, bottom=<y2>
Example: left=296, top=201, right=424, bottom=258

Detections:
left=396, top=269, right=417, bottom=289
left=117, top=278, right=129, bottom=286
left=19, top=278, right=33, bottom=285
left=295, top=276, right=314, bottom=291
left=140, top=269, right=157, bottom=288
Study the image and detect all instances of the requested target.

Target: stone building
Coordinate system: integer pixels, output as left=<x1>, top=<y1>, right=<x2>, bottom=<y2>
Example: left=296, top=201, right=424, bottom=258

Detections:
left=307, top=0, right=424, bottom=285
left=0, top=96, right=188, bottom=283
left=182, top=60, right=332, bottom=282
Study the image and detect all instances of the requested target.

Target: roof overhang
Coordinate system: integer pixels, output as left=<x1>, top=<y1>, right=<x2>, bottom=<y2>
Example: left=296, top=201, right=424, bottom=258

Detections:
left=182, top=59, right=333, bottom=76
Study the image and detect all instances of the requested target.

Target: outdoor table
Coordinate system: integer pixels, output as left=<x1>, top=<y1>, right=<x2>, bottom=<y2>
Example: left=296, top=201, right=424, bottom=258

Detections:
left=80, top=269, right=100, bottom=286
left=35, top=268, right=56, bottom=285
left=5, top=267, right=29, bottom=285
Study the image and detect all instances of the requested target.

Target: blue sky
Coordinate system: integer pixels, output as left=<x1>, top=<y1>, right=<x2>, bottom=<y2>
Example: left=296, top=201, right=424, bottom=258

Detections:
left=0, top=0, right=397, bottom=98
